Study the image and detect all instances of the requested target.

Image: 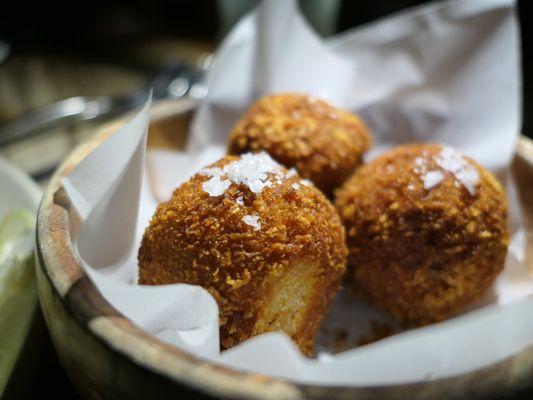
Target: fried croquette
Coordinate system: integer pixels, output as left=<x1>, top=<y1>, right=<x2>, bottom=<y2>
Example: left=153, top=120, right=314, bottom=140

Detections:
left=335, top=143, right=509, bottom=325
left=138, top=152, right=347, bottom=354
left=228, top=93, right=372, bottom=195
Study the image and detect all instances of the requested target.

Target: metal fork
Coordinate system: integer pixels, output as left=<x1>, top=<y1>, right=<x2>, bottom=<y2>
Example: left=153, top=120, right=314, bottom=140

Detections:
left=0, top=61, right=207, bottom=148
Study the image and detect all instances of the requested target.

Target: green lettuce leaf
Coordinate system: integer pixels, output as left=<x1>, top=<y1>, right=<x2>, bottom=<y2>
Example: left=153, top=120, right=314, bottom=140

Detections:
left=0, top=210, right=37, bottom=396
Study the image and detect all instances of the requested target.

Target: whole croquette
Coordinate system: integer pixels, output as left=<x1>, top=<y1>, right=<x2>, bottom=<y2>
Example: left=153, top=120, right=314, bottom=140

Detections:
left=335, top=143, right=509, bottom=325
left=138, top=152, right=347, bottom=354
left=228, top=93, right=372, bottom=195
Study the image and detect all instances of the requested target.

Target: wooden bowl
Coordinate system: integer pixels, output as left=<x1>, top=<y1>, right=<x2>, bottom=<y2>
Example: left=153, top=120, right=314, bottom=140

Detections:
left=36, top=99, right=533, bottom=399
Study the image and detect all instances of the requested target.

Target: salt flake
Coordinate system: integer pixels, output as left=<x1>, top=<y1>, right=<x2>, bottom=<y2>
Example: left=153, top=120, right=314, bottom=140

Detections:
left=202, top=176, right=231, bottom=196
left=456, top=168, right=479, bottom=195
left=242, top=214, right=261, bottom=231
left=200, top=152, right=287, bottom=197
left=435, top=146, right=479, bottom=195
left=422, top=170, right=444, bottom=190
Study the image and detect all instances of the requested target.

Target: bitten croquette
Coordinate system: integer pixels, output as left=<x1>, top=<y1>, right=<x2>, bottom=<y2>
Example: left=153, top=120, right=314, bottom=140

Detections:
left=335, top=143, right=509, bottom=325
left=138, top=152, right=347, bottom=354
left=228, top=93, right=372, bottom=195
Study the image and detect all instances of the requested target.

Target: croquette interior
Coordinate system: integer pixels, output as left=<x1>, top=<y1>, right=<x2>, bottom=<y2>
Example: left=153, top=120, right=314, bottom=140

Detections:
left=254, top=261, right=321, bottom=354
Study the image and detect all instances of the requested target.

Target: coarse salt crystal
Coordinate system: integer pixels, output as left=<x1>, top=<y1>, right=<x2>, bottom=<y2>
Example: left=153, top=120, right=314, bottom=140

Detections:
left=456, top=168, right=479, bottom=195
left=224, top=152, right=283, bottom=193
left=414, top=157, right=425, bottom=167
left=435, top=146, right=479, bottom=195
left=422, top=170, right=444, bottom=190
left=242, top=214, right=261, bottom=231
left=199, top=152, right=285, bottom=196
left=413, top=157, right=426, bottom=174
left=202, top=176, right=231, bottom=196
left=287, top=168, right=297, bottom=177
left=199, top=152, right=316, bottom=198
left=435, top=147, right=463, bottom=174
left=411, top=146, right=479, bottom=195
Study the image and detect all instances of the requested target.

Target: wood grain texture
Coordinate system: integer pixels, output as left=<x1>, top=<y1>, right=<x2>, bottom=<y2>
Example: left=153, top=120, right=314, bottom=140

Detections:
left=36, top=100, right=533, bottom=399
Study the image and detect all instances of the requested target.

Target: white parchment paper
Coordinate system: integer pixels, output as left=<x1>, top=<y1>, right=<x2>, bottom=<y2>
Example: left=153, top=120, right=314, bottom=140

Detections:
left=60, top=0, right=529, bottom=385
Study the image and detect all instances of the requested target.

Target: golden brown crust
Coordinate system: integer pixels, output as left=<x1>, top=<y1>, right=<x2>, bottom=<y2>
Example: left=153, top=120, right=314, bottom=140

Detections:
left=228, top=93, right=372, bottom=195
left=138, top=155, right=347, bottom=354
left=335, top=143, right=509, bottom=324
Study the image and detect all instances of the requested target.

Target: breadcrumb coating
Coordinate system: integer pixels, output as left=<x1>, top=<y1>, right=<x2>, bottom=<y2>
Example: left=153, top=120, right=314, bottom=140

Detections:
left=138, top=155, right=347, bottom=354
left=228, top=93, right=372, bottom=195
left=335, top=143, right=509, bottom=324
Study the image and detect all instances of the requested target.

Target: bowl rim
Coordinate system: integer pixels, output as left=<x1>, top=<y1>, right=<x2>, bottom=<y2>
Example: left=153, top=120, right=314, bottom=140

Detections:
left=35, top=99, right=533, bottom=399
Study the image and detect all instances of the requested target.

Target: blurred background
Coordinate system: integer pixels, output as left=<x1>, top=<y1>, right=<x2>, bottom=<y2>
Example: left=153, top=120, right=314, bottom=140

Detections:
left=0, top=0, right=530, bottom=398
left=0, top=0, right=530, bottom=187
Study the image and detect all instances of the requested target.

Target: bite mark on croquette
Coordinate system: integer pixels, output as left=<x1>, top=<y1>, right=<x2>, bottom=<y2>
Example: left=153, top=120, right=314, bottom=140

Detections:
left=139, top=154, right=347, bottom=355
